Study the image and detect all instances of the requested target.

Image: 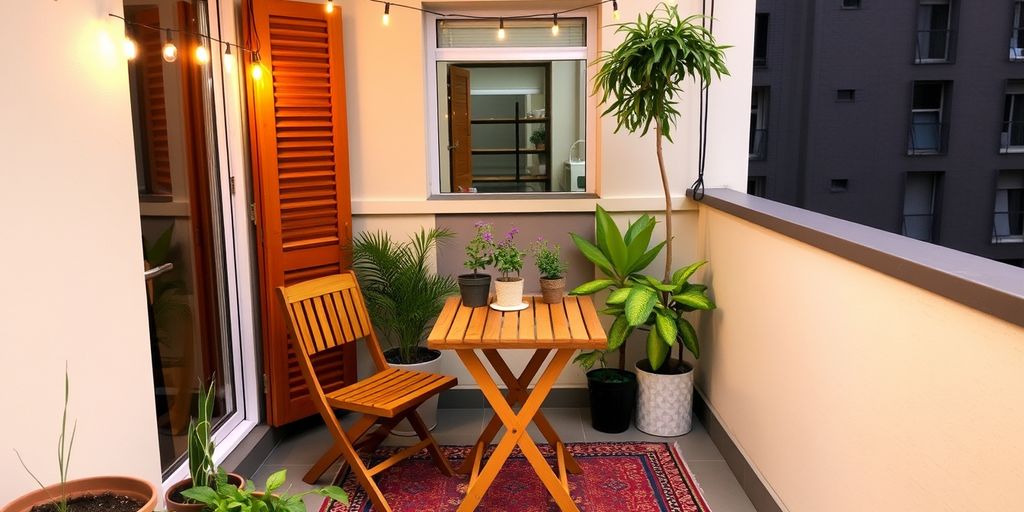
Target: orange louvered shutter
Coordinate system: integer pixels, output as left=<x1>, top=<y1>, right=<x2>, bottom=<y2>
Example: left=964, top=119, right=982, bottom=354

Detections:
left=126, top=5, right=172, bottom=194
left=246, top=0, right=355, bottom=426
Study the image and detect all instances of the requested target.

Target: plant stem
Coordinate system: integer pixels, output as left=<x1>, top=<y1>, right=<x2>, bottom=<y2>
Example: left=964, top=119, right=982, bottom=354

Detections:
left=655, top=123, right=672, bottom=282
left=618, top=344, right=626, bottom=371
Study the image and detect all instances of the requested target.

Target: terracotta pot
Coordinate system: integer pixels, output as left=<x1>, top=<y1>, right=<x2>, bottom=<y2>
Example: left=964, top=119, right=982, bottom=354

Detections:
left=539, top=277, right=565, bottom=304
left=494, top=277, right=524, bottom=307
left=1, top=476, right=158, bottom=512
left=165, top=473, right=245, bottom=511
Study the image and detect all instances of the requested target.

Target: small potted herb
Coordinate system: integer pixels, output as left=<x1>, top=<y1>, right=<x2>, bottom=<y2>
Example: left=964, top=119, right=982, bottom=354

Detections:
left=530, top=128, right=546, bottom=150
left=530, top=238, right=568, bottom=304
left=458, top=222, right=494, bottom=307
left=181, top=469, right=347, bottom=512
left=492, top=227, right=526, bottom=308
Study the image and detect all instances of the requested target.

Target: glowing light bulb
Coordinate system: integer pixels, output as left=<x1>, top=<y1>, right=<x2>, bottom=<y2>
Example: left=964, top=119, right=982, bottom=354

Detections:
left=382, top=3, right=391, bottom=26
left=325, top=0, right=334, bottom=14
left=161, top=30, right=177, bottom=62
left=251, top=62, right=264, bottom=81
left=123, top=38, right=139, bottom=60
left=613, top=1, right=620, bottom=20
left=552, top=14, right=559, bottom=36
left=195, top=44, right=210, bottom=64
left=497, top=18, right=506, bottom=40
left=223, top=46, right=235, bottom=73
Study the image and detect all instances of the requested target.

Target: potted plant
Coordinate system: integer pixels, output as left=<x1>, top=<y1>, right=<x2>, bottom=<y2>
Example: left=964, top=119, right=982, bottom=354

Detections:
left=529, top=128, right=546, bottom=150
left=530, top=238, right=569, bottom=304
left=457, top=222, right=494, bottom=307
left=570, top=207, right=663, bottom=433
left=492, top=227, right=526, bottom=308
left=165, top=379, right=244, bottom=511
left=353, top=227, right=459, bottom=434
left=181, top=469, right=347, bottom=512
left=7, top=368, right=159, bottom=512
left=583, top=3, right=728, bottom=436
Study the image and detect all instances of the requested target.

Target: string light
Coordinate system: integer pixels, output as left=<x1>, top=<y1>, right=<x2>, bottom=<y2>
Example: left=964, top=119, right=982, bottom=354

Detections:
left=195, top=42, right=210, bottom=64
left=613, top=0, right=620, bottom=20
left=497, top=18, right=506, bottom=40
left=223, top=45, right=235, bottom=73
left=251, top=53, right=264, bottom=81
left=123, top=37, right=139, bottom=60
left=325, top=0, right=335, bottom=14
left=161, top=29, right=177, bottom=62
left=382, top=3, right=391, bottom=26
left=551, top=13, right=559, bottom=35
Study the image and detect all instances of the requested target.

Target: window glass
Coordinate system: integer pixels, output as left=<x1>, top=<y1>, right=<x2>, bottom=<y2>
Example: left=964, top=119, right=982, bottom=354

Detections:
left=438, top=18, right=585, bottom=48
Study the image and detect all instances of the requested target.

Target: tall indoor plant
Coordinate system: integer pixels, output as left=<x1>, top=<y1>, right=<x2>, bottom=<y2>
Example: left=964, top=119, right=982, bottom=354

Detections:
left=578, top=3, right=728, bottom=436
left=353, top=227, right=459, bottom=434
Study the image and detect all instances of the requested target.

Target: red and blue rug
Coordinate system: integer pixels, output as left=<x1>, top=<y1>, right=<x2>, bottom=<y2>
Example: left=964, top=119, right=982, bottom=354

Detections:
left=321, top=442, right=711, bottom=512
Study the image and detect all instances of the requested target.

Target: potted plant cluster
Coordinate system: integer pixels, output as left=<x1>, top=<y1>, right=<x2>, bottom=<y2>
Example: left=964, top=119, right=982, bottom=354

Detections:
left=181, top=469, right=347, bottom=512
left=165, top=379, right=245, bottom=511
left=7, top=368, right=159, bottom=512
left=353, top=227, right=459, bottom=434
left=457, top=222, right=494, bottom=307
left=573, top=3, right=728, bottom=436
left=492, top=227, right=526, bottom=309
left=530, top=238, right=569, bottom=304
left=529, top=128, right=546, bottom=150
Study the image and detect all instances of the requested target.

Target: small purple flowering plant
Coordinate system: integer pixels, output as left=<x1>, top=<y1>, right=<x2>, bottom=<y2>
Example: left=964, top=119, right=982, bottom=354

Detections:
left=464, top=222, right=495, bottom=276
left=493, top=227, right=525, bottom=280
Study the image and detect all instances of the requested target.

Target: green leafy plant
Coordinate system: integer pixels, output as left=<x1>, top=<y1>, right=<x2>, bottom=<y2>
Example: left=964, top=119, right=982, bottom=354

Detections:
left=187, top=378, right=217, bottom=493
left=15, top=366, right=76, bottom=512
left=529, top=128, right=546, bottom=146
left=353, top=228, right=459, bottom=364
left=463, top=222, right=495, bottom=276
left=492, top=227, right=525, bottom=280
left=530, top=238, right=568, bottom=279
left=182, top=469, right=348, bottom=512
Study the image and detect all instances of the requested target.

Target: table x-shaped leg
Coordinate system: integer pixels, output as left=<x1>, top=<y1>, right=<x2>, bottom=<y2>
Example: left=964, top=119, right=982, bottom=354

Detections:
left=455, top=348, right=580, bottom=512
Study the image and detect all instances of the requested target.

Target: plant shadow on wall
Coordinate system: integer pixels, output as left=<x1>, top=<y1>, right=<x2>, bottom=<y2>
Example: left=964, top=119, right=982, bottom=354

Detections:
left=572, top=3, right=728, bottom=436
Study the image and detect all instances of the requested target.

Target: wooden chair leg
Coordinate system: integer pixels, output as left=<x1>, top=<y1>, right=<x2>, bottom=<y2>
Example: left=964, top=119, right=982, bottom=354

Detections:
left=335, top=431, right=393, bottom=512
left=407, top=411, right=455, bottom=476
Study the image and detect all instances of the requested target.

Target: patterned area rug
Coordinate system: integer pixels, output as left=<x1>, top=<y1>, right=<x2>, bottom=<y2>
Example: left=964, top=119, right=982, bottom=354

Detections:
left=320, top=442, right=711, bottom=512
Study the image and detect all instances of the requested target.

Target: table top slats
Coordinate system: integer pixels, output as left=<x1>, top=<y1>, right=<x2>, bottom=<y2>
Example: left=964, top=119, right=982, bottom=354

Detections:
left=427, top=295, right=607, bottom=350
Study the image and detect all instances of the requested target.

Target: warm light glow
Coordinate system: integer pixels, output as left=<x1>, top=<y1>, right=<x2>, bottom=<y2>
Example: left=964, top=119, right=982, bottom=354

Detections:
left=162, top=42, right=178, bottom=62
left=223, top=46, right=235, bottom=73
left=497, top=18, right=506, bottom=40
left=552, top=14, right=559, bottom=36
left=382, top=3, right=391, bottom=26
left=123, top=38, right=139, bottom=60
left=613, top=1, right=621, bottom=20
left=251, top=62, right=264, bottom=80
left=325, top=0, right=334, bottom=14
left=194, top=44, right=210, bottom=64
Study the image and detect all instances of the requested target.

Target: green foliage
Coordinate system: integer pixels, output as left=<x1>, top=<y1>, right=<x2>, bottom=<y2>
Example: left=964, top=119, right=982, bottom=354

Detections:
left=15, top=366, right=77, bottom=512
left=187, top=379, right=217, bottom=492
left=529, top=128, right=546, bottom=146
left=492, top=227, right=525, bottom=279
left=593, top=3, right=730, bottom=142
left=182, top=469, right=348, bottom=512
left=353, top=228, right=459, bottom=364
left=529, top=239, right=568, bottom=279
left=463, top=222, right=495, bottom=275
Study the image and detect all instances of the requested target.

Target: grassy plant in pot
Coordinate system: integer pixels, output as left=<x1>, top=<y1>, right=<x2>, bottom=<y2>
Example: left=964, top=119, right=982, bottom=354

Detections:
left=492, top=227, right=526, bottom=309
left=458, top=222, right=494, bottom=307
left=165, top=379, right=244, bottom=511
left=530, top=238, right=569, bottom=304
left=353, top=227, right=459, bottom=435
left=6, top=369, right=158, bottom=512
left=589, top=3, right=728, bottom=436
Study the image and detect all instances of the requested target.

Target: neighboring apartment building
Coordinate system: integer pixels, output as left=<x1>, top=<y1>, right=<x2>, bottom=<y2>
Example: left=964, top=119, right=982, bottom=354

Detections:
left=749, top=0, right=1024, bottom=266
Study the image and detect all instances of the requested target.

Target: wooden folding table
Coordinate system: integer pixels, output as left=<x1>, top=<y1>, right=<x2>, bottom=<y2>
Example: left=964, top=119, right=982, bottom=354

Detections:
left=427, top=295, right=608, bottom=512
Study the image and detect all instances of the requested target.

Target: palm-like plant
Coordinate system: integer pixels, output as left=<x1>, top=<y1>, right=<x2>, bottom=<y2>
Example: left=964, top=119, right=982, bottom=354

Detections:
left=352, top=228, right=459, bottom=364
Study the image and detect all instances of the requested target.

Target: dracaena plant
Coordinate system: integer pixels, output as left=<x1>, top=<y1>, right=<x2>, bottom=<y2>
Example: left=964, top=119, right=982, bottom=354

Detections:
left=570, top=206, right=715, bottom=372
left=182, top=469, right=348, bottom=512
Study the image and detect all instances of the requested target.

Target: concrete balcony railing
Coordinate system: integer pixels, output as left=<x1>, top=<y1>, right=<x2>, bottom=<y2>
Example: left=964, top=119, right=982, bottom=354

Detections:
left=688, top=189, right=1024, bottom=512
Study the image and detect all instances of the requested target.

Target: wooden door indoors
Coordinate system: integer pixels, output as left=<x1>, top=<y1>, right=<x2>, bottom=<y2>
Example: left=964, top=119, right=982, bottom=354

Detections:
left=448, top=65, right=474, bottom=192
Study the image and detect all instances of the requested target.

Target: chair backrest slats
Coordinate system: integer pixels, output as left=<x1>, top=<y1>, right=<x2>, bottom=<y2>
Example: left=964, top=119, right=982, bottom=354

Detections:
left=279, top=272, right=372, bottom=355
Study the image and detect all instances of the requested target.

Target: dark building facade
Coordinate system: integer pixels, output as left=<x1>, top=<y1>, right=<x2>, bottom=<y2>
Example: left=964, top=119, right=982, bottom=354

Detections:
left=750, top=0, right=1024, bottom=266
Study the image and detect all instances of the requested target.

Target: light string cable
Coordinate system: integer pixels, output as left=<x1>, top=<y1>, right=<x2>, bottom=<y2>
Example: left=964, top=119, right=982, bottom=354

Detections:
left=107, top=12, right=256, bottom=58
left=365, top=0, right=618, bottom=21
left=691, top=0, right=716, bottom=201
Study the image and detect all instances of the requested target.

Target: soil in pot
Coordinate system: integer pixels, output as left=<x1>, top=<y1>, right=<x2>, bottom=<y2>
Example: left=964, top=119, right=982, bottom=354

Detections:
left=635, top=358, right=691, bottom=375
left=31, top=493, right=144, bottom=512
left=458, top=273, right=491, bottom=308
left=384, top=346, right=440, bottom=365
left=586, top=368, right=637, bottom=434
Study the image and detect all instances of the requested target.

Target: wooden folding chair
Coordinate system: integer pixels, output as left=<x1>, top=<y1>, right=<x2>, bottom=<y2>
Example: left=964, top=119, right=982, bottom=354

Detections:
left=276, top=271, right=457, bottom=512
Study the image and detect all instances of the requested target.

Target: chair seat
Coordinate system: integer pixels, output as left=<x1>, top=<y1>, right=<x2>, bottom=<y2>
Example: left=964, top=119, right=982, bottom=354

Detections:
left=327, top=368, right=456, bottom=418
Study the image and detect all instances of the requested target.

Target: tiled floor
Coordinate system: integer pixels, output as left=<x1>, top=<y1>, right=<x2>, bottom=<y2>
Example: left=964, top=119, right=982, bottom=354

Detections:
left=252, top=407, right=756, bottom=511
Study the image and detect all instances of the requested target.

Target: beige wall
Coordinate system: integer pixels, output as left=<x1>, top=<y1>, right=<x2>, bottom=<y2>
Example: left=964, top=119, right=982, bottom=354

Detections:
left=697, top=206, right=1024, bottom=511
left=0, top=0, right=162, bottom=503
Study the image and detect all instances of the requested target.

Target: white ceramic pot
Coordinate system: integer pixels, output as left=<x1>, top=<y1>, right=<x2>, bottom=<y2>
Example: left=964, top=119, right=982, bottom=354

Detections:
left=635, top=359, right=694, bottom=437
left=494, top=278, right=525, bottom=307
left=389, top=351, right=443, bottom=436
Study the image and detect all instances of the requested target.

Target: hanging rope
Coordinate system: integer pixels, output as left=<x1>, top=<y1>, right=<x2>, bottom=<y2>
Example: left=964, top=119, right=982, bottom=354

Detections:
left=691, top=0, right=716, bottom=201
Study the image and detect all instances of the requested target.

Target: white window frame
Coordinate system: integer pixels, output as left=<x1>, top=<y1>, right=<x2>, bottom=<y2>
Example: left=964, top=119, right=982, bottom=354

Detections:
left=1011, top=1, right=1024, bottom=60
left=424, top=8, right=599, bottom=196
left=915, top=0, right=953, bottom=64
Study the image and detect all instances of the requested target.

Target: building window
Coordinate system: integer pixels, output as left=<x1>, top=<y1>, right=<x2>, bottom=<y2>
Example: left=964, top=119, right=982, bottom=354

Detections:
left=993, top=170, right=1024, bottom=243
left=750, top=87, right=769, bottom=160
left=915, top=0, right=955, bottom=63
left=842, top=0, right=862, bottom=9
left=748, top=176, right=767, bottom=197
left=753, top=13, right=769, bottom=67
left=830, top=179, right=849, bottom=192
left=430, top=17, right=593, bottom=194
left=1001, top=81, right=1024, bottom=153
left=1011, top=1, right=1024, bottom=60
left=836, top=89, right=856, bottom=102
left=902, top=172, right=942, bottom=242
left=908, top=81, right=948, bottom=155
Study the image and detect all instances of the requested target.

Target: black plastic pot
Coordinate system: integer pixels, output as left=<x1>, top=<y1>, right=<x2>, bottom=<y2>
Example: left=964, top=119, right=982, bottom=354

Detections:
left=586, top=368, right=638, bottom=433
left=458, top=273, right=492, bottom=307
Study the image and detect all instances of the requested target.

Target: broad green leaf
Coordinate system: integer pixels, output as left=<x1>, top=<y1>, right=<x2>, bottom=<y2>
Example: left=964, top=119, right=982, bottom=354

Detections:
left=624, top=215, right=655, bottom=265
left=646, top=329, right=669, bottom=370
left=570, top=279, right=616, bottom=296
left=624, top=286, right=658, bottom=326
left=605, top=287, right=631, bottom=305
left=265, top=469, right=286, bottom=493
left=573, top=350, right=604, bottom=370
left=569, top=233, right=615, bottom=278
left=641, top=274, right=677, bottom=293
left=677, top=316, right=700, bottom=358
left=671, top=261, right=707, bottom=286
left=607, top=315, right=633, bottom=351
left=181, top=486, right=219, bottom=505
left=622, top=213, right=652, bottom=244
left=672, top=287, right=716, bottom=310
left=630, top=241, right=666, bottom=275
left=595, top=205, right=628, bottom=271
left=655, top=311, right=678, bottom=347
left=319, top=486, right=349, bottom=505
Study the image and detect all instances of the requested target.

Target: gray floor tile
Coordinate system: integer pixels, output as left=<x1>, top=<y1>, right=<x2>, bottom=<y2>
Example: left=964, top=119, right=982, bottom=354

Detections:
left=687, top=461, right=758, bottom=512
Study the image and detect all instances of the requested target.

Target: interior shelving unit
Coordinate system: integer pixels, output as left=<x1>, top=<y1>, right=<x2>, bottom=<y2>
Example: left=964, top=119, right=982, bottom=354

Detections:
left=470, top=101, right=551, bottom=190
